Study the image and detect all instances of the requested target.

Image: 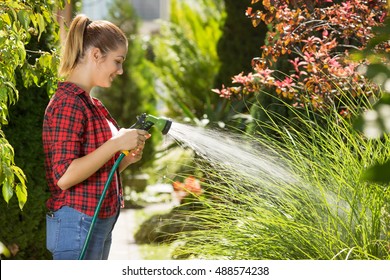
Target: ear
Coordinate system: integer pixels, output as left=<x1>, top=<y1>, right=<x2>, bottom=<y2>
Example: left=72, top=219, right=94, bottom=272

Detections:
left=90, top=47, right=102, bottom=62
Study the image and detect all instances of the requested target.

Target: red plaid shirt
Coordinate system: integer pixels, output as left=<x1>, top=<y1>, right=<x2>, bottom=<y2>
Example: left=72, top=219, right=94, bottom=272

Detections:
left=43, top=82, right=122, bottom=218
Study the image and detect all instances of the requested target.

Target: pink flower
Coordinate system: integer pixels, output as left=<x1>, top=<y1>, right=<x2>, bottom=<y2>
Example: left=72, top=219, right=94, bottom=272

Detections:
left=275, top=76, right=296, bottom=89
left=289, top=57, right=308, bottom=75
left=232, top=72, right=251, bottom=84
left=212, top=84, right=232, bottom=99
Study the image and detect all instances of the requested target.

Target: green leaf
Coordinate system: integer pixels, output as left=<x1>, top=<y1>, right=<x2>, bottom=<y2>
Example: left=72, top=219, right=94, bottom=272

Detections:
left=1, top=13, right=12, bottom=26
left=38, top=52, right=52, bottom=70
left=0, top=87, right=8, bottom=103
left=365, top=63, right=390, bottom=84
left=2, top=178, right=13, bottom=203
left=4, top=81, right=18, bottom=104
left=0, top=104, right=9, bottom=125
left=12, top=165, right=26, bottom=186
left=361, top=160, right=390, bottom=184
left=371, top=17, right=390, bottom=40
left=17, top=10, right=31, bottom=30
left=1, top=161, right=14, bottom=203
left=0, top=241, right=11, bottom=258
left=36, top=13, right=45, bottom=41
left=29, top=13, right=37, bottom=29
left=8, top=6, right=18, bottom=22
left=0, top=168, right=4, bottom=186
left=349, top=50, right=365, bottom=62
left=354, top=93, right=390, bottom=138
left=16, top=39, right=26, bottom=64
left=15, top=183, right=27, bottom=210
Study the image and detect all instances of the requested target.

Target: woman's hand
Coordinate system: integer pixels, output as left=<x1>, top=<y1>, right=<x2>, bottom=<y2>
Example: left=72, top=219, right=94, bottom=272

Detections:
left=112, top=128, right=149, bottom=153
left=119, top=133, right=151, bottom=172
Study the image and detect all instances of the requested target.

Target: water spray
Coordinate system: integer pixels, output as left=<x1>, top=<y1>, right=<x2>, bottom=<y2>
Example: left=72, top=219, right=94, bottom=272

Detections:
left=79, top=113, right=172, bottom=260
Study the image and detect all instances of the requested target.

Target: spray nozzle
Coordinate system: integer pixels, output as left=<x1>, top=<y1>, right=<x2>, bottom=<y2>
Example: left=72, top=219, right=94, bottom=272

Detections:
left=130, top=113, right=172, bottom=135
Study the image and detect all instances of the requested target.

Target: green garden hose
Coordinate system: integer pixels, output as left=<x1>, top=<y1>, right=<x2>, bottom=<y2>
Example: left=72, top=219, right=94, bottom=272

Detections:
left=78, top=152, right=125, bottom=260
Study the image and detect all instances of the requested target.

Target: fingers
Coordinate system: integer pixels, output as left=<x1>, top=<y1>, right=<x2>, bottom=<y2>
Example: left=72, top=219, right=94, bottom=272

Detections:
left=136, top=129, right=149, bottom=135
left=137, top=139, right=144, bottom=147
left=136, top=129, right=151, bottom=139
left=127, top=146, right=143, bottom=164
left=131, top=148, right=143, bottom=157
left=123, top=130, right=151, bottom=163
left=136, top=129, right=151, bottom=146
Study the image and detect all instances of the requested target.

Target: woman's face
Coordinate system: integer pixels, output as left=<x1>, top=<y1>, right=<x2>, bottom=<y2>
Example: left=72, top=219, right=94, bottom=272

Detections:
left=94, top=45, right=127, bottom=88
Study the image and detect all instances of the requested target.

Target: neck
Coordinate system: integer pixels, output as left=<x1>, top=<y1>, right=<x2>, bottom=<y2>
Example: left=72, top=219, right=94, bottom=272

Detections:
left=67, top=65, right=93, bottom=93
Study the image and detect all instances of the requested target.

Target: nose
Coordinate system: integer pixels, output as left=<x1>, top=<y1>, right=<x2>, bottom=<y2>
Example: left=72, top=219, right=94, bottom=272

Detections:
left=117, top=66, right=123, bottom=75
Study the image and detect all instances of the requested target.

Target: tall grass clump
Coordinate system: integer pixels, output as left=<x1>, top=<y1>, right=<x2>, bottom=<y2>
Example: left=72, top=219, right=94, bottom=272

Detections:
left=170, top=92, right=390, bottom=260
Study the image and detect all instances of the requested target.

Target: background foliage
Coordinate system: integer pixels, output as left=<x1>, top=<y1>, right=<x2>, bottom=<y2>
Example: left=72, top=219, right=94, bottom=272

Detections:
left=213, top=0, right=388, bottom=133
left=0, top=0, right=63, bottom=259
left=149, top=0, right=227, bottom=126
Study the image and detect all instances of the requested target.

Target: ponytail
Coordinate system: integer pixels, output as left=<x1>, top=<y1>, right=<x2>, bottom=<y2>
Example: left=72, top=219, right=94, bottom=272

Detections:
left=59, top=15, right=89, bottom=77
left=59, top=14, right=128, bottom=77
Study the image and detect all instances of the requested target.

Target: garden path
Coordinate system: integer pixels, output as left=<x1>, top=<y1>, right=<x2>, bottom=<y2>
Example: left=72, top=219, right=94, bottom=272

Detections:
left=108, top=201, right=176, bottom=260
left=109, top=207, right=140, bottom=260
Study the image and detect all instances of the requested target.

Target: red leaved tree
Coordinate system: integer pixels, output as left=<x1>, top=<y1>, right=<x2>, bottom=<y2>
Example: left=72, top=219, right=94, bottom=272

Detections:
left=213, top=0, right=388, bottom=120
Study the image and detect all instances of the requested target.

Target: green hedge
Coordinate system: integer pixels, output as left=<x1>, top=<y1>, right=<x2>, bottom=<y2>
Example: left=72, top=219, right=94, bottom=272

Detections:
left=1, top=83, right=51, bottom=259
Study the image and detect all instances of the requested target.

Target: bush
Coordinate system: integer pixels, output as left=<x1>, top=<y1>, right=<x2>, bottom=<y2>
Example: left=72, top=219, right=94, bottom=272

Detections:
left=0, top=0, right=60, bottom=259
left=1, top=84, right=51, bottom=259
left=213, top=0, right=387, bottom=131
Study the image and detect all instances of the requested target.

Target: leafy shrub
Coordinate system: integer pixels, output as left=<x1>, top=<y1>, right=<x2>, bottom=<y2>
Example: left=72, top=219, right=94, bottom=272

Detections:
left=1, top=83, right=51, bottom=260
left=213, top=0, right=387, bottom=125
left=0, top=0, right=61, bottom=259
left=0, top=0, right=61, bottom=208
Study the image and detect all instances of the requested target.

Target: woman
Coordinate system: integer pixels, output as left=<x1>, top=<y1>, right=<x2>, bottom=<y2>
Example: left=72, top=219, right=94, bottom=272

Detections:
left=42, top=14, right=150, bottom=260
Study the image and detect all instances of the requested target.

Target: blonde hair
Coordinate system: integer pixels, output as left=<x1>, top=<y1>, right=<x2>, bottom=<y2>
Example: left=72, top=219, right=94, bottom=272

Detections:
left=59, top=14, right=128, bottom=77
